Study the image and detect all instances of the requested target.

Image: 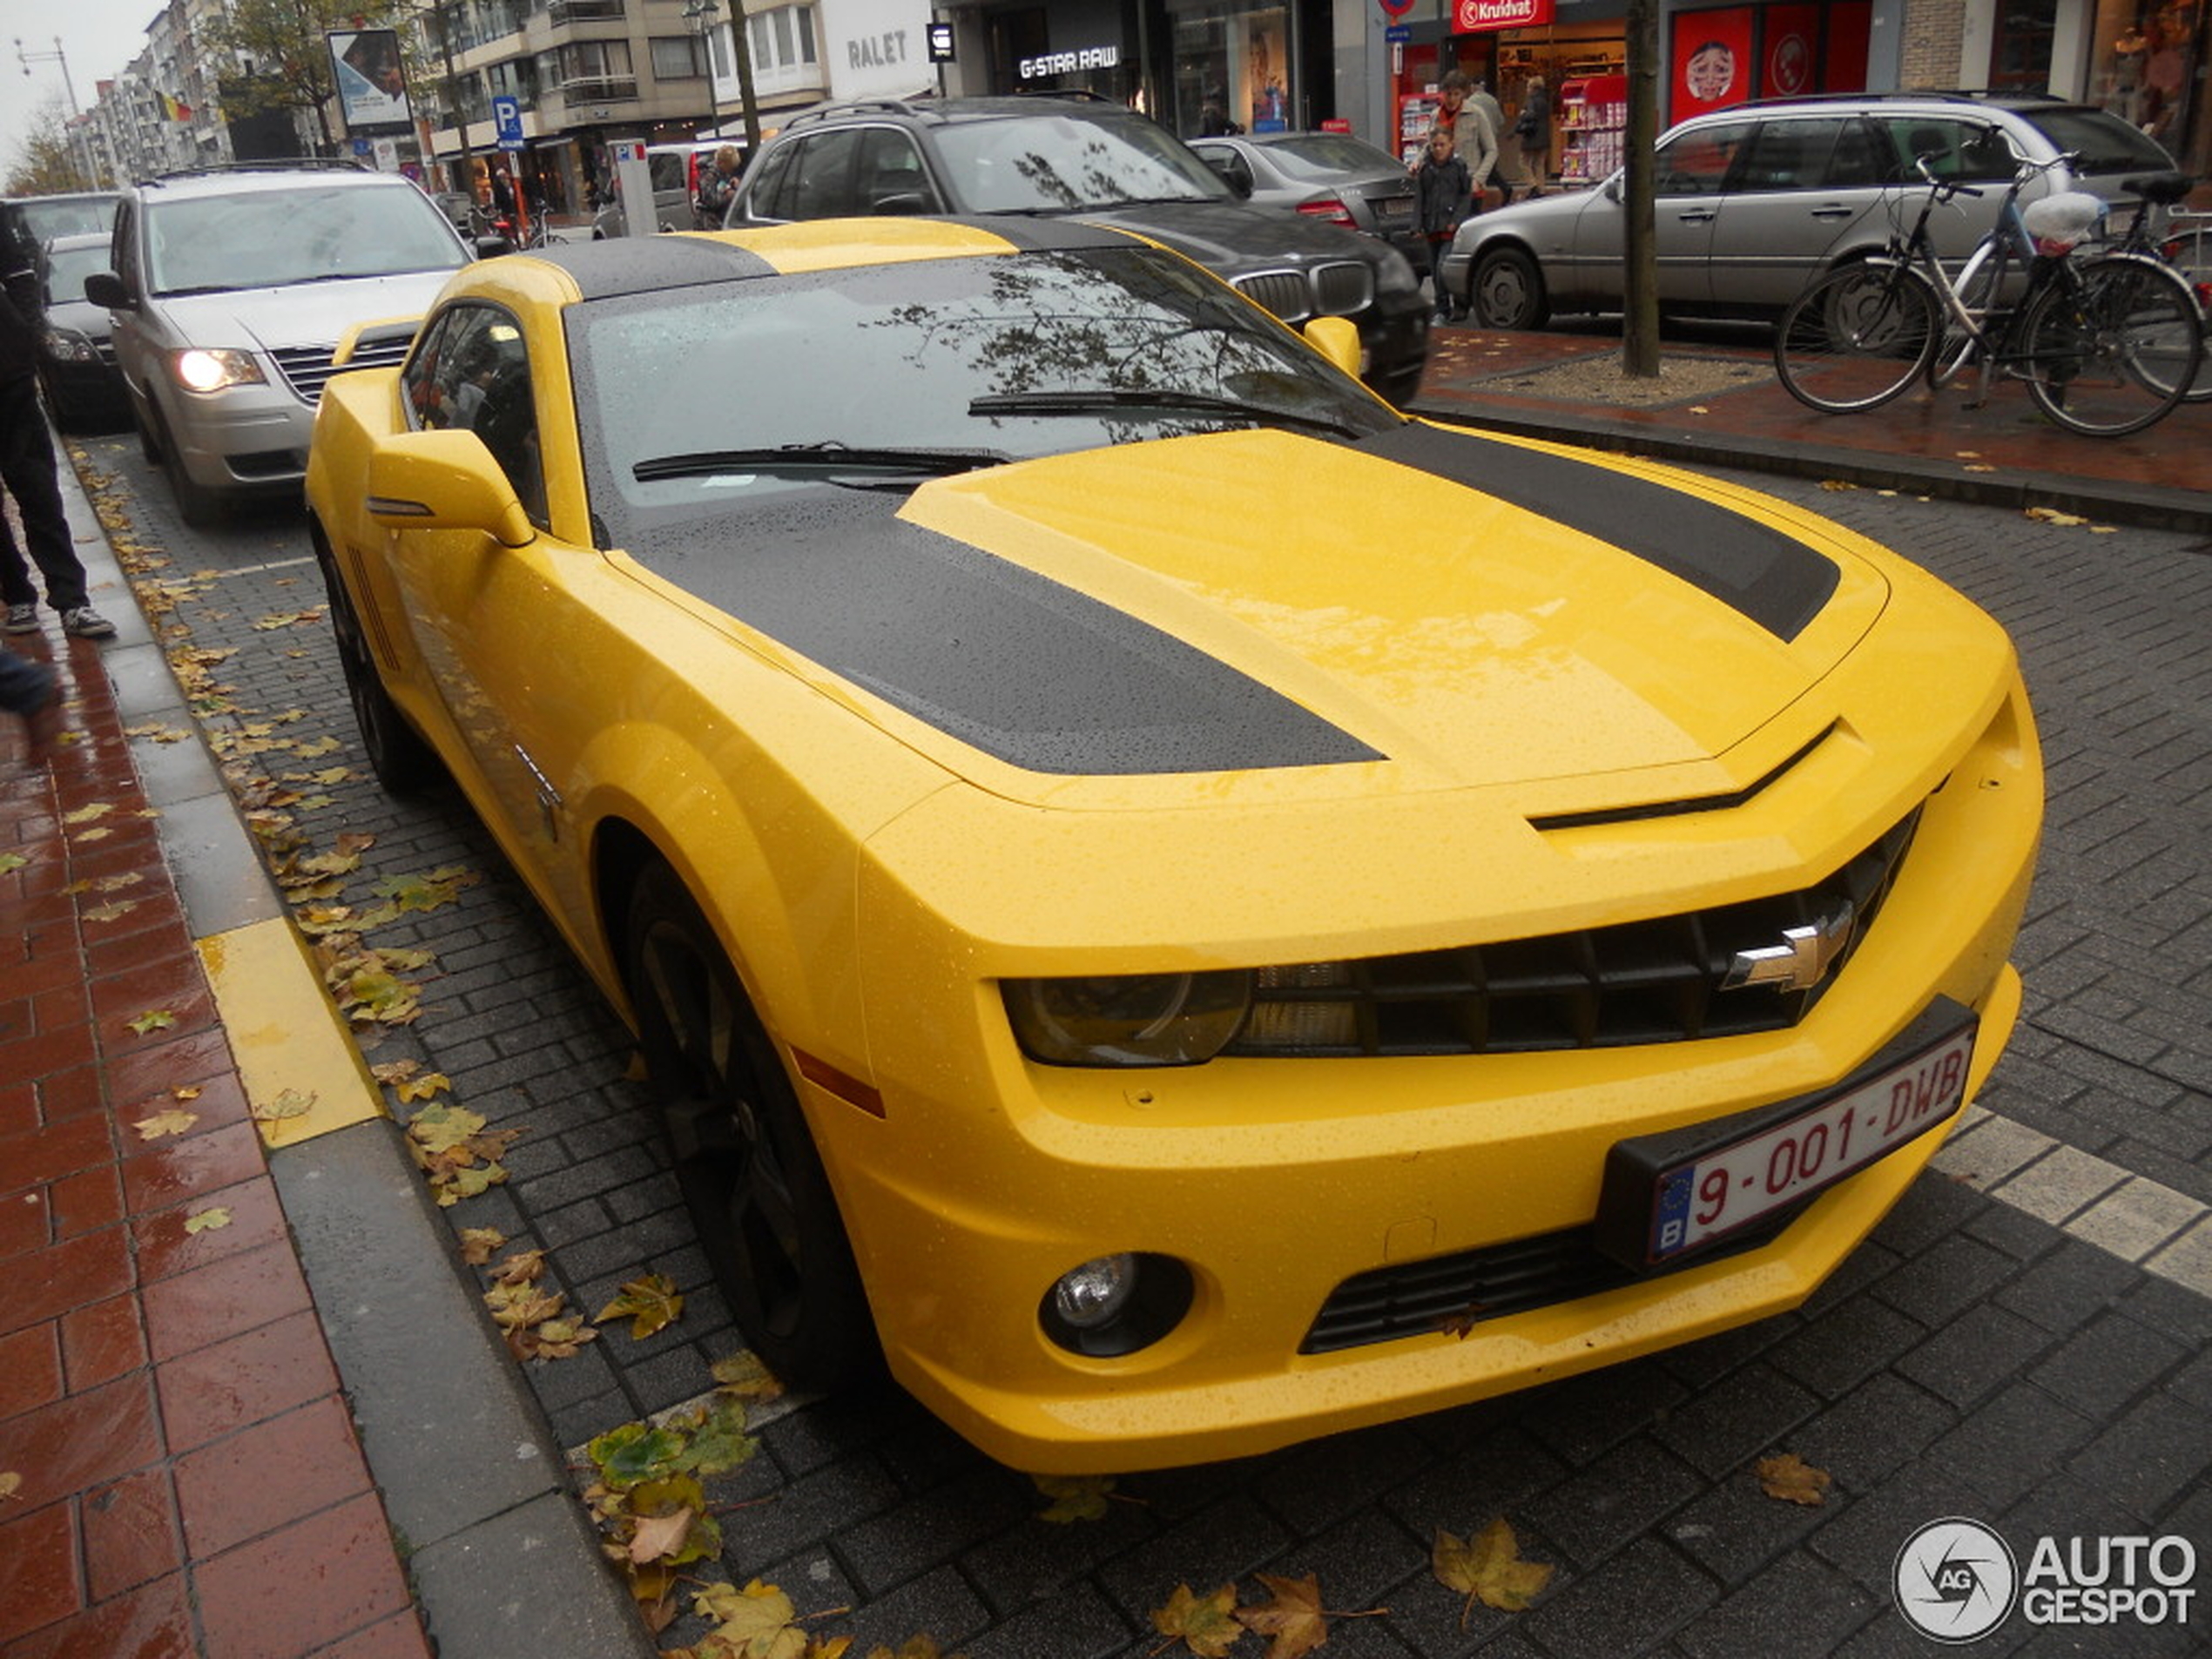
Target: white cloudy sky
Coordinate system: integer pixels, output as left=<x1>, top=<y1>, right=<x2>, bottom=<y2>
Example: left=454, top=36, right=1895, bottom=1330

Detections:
left=3, top=0, right=166, bottom=180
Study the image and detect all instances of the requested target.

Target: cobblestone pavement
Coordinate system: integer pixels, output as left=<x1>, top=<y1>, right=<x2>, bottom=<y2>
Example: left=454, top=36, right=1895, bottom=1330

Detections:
left=67, top=432, right=2211, bottom=1658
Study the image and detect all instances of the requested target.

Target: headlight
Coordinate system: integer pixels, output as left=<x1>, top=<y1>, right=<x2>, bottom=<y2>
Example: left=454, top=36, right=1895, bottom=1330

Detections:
left=171, top=347, right=266, bottom=393
left=41, top=326, right=98, bottom=364
left=1004, top=972, right=1251, bottom=1066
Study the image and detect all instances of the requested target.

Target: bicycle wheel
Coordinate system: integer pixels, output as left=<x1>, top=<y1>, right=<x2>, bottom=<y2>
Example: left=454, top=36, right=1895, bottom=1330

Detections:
left=2017, top=254, right=2202, bottom=437
left=1776, top=262, right=1939, bottom=414
left=1929, top=241, right=2001, bottom=388
left=2161, top=226, right=2211, bottom=402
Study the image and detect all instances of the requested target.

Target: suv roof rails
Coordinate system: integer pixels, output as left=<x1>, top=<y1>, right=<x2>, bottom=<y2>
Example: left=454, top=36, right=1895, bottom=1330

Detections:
left=145, top=158, right=373, bottom=185
left=780, top=98, right=935, bottom=132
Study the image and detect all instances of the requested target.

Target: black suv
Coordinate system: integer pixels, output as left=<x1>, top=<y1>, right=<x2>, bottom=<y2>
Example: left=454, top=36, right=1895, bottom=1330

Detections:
left=727, top=96, right=1430, bottom=405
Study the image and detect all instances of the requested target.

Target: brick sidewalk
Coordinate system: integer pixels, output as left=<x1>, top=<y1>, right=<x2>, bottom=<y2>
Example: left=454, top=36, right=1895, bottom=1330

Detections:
left=0, top=597, right=427, bottom=1655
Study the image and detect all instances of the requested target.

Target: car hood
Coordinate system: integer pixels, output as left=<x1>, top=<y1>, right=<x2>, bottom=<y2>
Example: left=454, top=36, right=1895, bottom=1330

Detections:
left=44, top=297, right=113, bottom=339
left=619, top=422, right=1892, bottom=802
left=145, top=269, right=459, bottom=348
left=1069, top=198, right=1399, bottom=272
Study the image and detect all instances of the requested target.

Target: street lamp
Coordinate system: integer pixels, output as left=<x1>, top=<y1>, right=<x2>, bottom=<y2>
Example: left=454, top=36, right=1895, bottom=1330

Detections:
left=681, top=0, right=761, bottom=151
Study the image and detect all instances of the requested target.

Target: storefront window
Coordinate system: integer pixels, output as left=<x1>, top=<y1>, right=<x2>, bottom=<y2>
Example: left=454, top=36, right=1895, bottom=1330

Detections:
left=1170, top=3, right=1292, bottom=137
left=2089, top=0, right=2200, bottom=150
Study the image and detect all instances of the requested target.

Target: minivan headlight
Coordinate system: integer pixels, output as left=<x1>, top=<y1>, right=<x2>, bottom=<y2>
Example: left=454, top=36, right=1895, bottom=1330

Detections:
left=1004, top=972, right=1251, bottom=1066
left=172, top=347, right=266, bottom=393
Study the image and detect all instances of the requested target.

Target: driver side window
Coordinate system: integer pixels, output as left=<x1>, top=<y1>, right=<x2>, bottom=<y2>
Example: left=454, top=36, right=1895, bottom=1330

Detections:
left=404, top=305, right=547, bottom=528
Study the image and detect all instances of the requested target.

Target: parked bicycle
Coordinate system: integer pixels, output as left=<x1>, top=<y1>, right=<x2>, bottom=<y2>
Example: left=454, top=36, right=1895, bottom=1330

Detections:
left=2094, top=169, right=2209, bottom=402
left=1774, top=152, right=2203, bottom=437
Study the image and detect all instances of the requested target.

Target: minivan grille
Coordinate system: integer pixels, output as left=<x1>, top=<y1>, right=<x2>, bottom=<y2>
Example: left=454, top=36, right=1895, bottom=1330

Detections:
left=1224, top=808, right=1920, bottom=1058
left=269, top=334, right=414, bottom=403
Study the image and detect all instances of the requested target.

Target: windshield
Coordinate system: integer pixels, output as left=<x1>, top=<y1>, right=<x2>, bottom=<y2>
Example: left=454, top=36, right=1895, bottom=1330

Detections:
left=17, top=195, right=115, bottom=241
left=2022, top=107, right=2175, bottom=174
left=933, top=114, right=1232, bottom=212
left=145, top=185, right=467, bottom=294
left=569, top=245, right=1399, bottom=547
left=43, top=243, right=109, bottom=306
left=1258, top=136, right=1403, bottom=179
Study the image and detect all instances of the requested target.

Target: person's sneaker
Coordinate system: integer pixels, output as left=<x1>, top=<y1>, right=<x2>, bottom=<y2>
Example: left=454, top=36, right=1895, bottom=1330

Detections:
left=19, top=663, right=61, bottom=759
left=3, top=603, right=36, bottom=634
left=61, top=606, right=117, bottom=640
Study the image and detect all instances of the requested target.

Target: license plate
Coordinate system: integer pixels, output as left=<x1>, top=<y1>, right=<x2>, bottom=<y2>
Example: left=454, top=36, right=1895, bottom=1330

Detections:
left=1597, top=1001, right=1977, bottom=1268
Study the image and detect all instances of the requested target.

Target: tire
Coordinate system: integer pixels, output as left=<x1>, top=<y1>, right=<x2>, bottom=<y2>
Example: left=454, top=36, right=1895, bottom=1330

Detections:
left=2016, top=254, right=2200, bottom=438
left=131, top=394, right=163, bottom=463
left=149, top=405, right=226, bottom=528
left=317, top=547, right=440, bottom=792
left=1774, top=261, right=1939, bottom=414
left=623, top=863, right=879, bottom=1392
left=1471, top=246, right=1550, bottom=330
left=2159, top=226, right=2210, bottom=402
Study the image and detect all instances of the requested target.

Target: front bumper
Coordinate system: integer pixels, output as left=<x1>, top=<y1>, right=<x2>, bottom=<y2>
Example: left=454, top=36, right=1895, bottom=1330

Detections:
left=820, top=677, right=2040, bottom=1473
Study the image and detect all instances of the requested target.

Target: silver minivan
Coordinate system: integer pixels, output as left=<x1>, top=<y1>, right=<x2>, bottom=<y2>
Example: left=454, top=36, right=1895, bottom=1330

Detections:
left=88, top=163, right=480, bottom=524
left=1439, top=91, right=2177, bottom=328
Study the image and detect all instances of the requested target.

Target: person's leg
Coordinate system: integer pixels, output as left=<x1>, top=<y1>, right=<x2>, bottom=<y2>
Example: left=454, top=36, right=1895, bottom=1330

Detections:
left=0, top=642, right=55, bottom=713
left=0, top=375, right=91, bottom=614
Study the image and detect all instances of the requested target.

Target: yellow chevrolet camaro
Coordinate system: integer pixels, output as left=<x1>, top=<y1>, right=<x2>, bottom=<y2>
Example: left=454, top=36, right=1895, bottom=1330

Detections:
left=305, top=218, right=2040, bottom=1474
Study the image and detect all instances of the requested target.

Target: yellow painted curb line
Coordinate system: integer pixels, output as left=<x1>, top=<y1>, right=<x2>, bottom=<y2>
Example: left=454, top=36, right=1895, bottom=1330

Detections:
left=199, top=918, right=388, bottom=1147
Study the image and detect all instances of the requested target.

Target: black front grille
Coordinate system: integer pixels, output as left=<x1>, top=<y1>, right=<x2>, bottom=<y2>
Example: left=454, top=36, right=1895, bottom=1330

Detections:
left=1301, top=1213, right=1794, bottom=1353
left=1225, top=808, right=1920, bottom=1058
left=1312, top=260, right=1373, bottom=317
left=269, top=334, right=414, bottom=402
left=1232, top=270, right=1312, bottom=322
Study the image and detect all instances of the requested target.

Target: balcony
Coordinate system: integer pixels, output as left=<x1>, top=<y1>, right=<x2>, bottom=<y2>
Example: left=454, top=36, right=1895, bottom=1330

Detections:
left=547, top=0, right=625, bottom=21
left=550, top=74, right=639, bottom=103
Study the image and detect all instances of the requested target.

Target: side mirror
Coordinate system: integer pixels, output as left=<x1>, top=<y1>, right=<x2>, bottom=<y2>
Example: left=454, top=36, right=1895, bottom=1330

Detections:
left=365, top=429, right=536, bottom=548
left=475, top=234, right=514, bottom=259
left=84, top=271, right=132, bottom=309
left=1602, top=174, right=1623, bottom=204
left=1302, top=315, right=1362, bottom=380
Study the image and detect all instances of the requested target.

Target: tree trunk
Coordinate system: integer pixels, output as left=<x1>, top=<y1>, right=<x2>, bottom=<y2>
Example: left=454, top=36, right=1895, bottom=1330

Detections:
left=1621, top=0, right=1662, bottom=378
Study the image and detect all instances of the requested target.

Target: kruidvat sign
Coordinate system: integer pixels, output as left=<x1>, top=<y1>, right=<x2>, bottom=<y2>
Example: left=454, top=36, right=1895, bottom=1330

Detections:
left=1452, top=0, right=1553, bottom=32
left=1019, top=44, right=1122, bottom=78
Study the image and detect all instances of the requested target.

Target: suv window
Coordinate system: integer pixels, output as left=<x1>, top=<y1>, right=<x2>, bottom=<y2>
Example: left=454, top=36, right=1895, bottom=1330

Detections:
left=791, top=129, right=867, bottom=218
left=932, top=113, right=1228, bottom=212
left=1656, top=122, right=1755, bottom=194
left=144, top=182, right=466, bottom=294
left=856, top=129, right=941, bottom=214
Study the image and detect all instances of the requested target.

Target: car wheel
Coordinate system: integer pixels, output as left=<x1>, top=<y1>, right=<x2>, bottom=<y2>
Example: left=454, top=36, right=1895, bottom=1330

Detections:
left=149, top=405, right=226, bottom=528
left=624, top=863, right=879, bottom=1393
left=1473, top=246, right=1551, bottom=330
left=131, top=395, right=163, bottom=463
left=317, top=546, right=440, bottom=792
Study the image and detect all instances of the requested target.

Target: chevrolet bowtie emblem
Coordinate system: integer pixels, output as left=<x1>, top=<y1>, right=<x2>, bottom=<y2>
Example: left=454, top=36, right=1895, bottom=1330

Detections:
left=1722, top=902, right=1857, bottom=994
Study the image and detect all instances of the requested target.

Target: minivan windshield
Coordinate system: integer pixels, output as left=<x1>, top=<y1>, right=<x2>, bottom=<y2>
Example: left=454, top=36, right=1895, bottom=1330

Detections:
left=145, top=184, right=468, bottom=294
left=934, top=114, right=1234, bottom=212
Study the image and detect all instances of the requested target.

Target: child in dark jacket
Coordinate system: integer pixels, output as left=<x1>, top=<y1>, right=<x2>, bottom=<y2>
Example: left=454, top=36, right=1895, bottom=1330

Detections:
left=1415, top=125, right=1473, bottom=322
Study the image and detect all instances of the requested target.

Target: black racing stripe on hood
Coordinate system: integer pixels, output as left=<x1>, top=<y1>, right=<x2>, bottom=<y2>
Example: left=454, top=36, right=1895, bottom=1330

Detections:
left=1361, top=424, right=1840, bottom=641
left=624, top=493, right=1381, bottom=776
left=536, top=237, right=780, bottom=300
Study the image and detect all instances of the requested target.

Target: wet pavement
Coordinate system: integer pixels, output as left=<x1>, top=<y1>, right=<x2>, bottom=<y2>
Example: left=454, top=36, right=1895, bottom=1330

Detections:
left=3, top=320, right=2207, bottom=1657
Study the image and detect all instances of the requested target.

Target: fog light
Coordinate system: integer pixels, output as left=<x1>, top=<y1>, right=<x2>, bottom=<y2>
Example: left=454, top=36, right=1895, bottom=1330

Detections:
left=1052, top=1254, right=1136, bottom=1329
left=1243, top=963, right=1358, bottom=1049
left=1039, top=1252, right=1196, bottom=1357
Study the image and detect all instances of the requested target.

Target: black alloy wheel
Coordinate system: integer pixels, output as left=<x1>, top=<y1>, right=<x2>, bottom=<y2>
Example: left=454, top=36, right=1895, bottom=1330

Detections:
left=316, top=548, right=440, bottom=792
left=623, top=863, right=879, bottom=1393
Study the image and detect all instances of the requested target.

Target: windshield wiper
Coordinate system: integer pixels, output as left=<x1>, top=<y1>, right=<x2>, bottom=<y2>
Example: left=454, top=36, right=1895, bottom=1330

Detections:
left=633, top=442, right=1007, bottom=482
left=967, top=389, right=1367, bottom=439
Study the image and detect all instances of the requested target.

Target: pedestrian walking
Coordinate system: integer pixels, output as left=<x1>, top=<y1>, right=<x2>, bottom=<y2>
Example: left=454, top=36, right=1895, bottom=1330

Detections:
left=0, top=249, right=114, bottom=641
left=1467, top=78, right=1513, bottom=206
left=1515, top=78, right=1553, bottom=197
left=1417, top=72, right=1497, bottom=220
left=1415, top=125, right=1474, bottom=321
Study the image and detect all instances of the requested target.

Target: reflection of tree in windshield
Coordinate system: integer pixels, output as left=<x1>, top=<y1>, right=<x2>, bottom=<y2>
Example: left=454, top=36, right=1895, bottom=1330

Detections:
left=876, top=253, right=1294, bottom=444
left=1008, top=138, right=1132, bottom=210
